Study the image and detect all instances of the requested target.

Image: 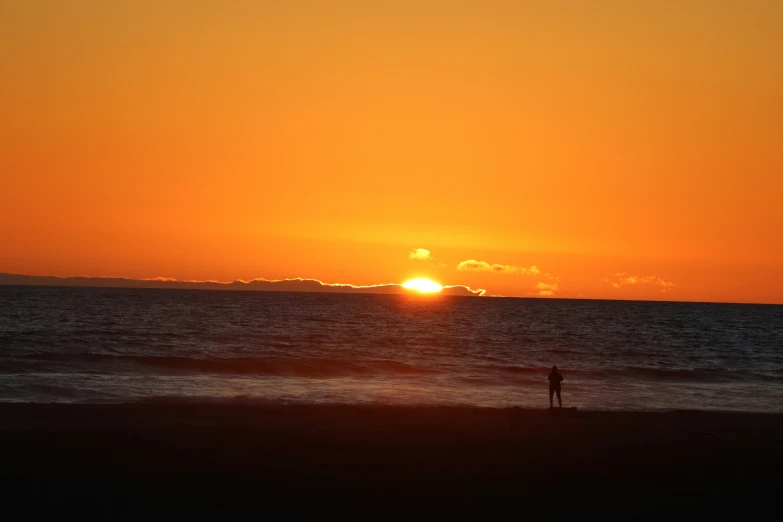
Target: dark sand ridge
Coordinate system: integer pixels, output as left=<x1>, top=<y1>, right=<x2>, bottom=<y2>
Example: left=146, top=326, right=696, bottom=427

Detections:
left=1, top=403, right=780, bottom=520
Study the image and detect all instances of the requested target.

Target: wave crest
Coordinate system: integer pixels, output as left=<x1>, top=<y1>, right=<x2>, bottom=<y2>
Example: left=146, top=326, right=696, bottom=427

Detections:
left=6, top=353, right=430, bottom=378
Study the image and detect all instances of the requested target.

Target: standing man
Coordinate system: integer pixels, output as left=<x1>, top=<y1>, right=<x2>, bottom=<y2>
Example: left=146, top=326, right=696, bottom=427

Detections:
left=548, top=366, right=563, bottom=408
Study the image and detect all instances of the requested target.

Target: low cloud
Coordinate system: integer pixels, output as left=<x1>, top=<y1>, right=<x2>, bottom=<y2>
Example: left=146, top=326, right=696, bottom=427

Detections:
left=606, top=273, right=677, bottom=292
left=409, top=248, right=433, bottom=261
left=530, top=281, right=559, bottom=297
left=0, top=273, right=486, bottom=297
left=443, top=285, right=487, bottom=297
left=457, top=260, right=541, bottom=276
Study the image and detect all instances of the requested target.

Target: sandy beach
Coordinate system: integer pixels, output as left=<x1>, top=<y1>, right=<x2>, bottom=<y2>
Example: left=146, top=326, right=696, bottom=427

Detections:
left=0, top=402, right=780, bottom=520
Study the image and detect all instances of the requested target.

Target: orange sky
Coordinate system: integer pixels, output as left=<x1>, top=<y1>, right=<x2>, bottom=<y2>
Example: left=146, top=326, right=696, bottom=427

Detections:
left=1, top=1, right=781, bottom=304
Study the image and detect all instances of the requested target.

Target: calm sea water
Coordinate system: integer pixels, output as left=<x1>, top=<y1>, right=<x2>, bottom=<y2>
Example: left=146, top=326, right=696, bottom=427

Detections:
left=1, top=286, right=781, bottom=411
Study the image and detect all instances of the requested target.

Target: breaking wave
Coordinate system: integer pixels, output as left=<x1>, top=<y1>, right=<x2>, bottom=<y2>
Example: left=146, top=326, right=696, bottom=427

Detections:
left=2, top=354, right=778, bottom=384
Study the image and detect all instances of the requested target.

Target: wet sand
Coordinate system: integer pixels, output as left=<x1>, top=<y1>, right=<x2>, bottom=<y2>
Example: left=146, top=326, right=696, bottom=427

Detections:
left=0, top=402, right=780, bottom=520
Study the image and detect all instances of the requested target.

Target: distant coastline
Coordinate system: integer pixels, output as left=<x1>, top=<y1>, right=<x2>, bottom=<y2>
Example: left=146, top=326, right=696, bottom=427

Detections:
left=3, top=273, right=783, bottom=304
left=0, top=273, right=485, bottom=297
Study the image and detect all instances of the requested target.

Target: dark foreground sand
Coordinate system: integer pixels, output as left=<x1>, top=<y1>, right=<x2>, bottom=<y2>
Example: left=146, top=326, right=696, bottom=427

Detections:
left=1, top=403, right=781, bottom=521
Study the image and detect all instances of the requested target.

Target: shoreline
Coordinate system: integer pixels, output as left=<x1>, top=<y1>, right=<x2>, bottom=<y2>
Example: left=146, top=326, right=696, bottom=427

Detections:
left=1, top=402, right=781, bottom=520
left=3, top=397, right=783, bottom=415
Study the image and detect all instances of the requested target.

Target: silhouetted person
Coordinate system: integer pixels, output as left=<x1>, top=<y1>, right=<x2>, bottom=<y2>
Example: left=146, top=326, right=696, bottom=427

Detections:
left=548, top=366, right=563, bottom=408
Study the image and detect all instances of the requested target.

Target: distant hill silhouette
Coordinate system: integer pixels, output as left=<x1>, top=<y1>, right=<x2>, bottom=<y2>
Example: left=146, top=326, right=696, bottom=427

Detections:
left=0, top=273, right=485, bottom=296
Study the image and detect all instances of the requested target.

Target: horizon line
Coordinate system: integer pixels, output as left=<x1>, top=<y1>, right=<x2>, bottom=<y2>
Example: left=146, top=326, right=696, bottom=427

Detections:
left=0, top=272, right=780, bottom=306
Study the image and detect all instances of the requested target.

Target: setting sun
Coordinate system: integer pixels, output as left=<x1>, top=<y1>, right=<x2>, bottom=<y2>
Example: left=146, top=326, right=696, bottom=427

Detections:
left=402, top=278, right=443, bottom=293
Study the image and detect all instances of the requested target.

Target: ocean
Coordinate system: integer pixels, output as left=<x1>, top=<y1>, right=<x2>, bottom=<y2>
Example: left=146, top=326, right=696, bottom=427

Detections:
left=1, top=286, right=781, bottom=411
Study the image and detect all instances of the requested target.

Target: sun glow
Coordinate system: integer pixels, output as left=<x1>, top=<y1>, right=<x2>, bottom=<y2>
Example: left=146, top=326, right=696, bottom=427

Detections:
left=402, top=278, right=443, bottom=293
